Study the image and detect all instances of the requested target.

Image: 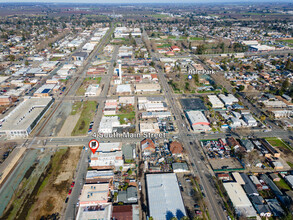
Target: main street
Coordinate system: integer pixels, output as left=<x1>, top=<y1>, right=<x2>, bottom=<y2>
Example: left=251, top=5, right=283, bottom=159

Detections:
left=142, top=28, right=227, bottom=220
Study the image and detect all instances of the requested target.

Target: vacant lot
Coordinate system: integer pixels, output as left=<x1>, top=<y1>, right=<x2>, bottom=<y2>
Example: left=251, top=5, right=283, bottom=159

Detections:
left=71, top=101, right=97, bottom=136
left=27, top=147, right=81, bottom=220
left=209, top=157, right=243, bottom=171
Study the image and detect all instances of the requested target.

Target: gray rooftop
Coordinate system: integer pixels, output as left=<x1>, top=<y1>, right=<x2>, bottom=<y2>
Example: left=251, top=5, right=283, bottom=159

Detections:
left=146, top=173, right=186, bottom=220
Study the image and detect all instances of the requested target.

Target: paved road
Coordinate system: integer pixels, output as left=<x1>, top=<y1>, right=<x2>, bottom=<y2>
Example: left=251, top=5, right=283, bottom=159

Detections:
left=61, top=25, right=115, bottom=220
left=142, top=28, right=227, bottom=220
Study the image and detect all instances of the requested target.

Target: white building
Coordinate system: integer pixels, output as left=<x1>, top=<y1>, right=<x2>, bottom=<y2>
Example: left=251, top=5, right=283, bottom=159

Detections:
left=242, top=114, right=257, bottom=127
left=140, top=122, right=160, bottom=133
left=223, top=182, right=257, bottom=218
left=90, top=151, right=124, bottom=169
left=85, top=84, right=99, bottom=96
left=0, top=97, right=53, bottom=138
left=218, top=94, right=239, bottom=106
left=186, top=111, right=211, bottom=132
left=208, top=95, right=224, bottom=108
left=135, top=83, right=161, bottom=94
left=116, top=84, right=132, bottom=95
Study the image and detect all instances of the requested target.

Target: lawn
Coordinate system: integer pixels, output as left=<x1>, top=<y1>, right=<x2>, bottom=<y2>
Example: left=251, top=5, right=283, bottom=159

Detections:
left=278, top=39, right=293, bottom=44
left=118, top=112, right=135, bottom=124
left=149, top=14, right=169, bottom=18
left=190, top=37, right=204, bottom=41
left=157, top=43, right=172, bottom=48
left=274, top=178, right=291, bottom=190
left=287, top=161, right=293, bottom=168
left=71, top=101, right=97, bottom=136
left=265, top=137, right=291, bottom=150
left=70, top=102, right=82, bottom=115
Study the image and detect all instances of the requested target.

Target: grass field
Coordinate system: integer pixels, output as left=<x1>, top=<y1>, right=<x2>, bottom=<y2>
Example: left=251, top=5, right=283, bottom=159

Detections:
left=157, top=43, right=172, bottom=48
left=149, top=14, right=169, bottom=18
left=274, top=178, right=291, bottom=190
left=118, top=112, right=135, bottom=124
left=71, top=101, right=97, bottom=136
left=70, top=102, right=83, bottom=115
left=190, top=37, right=204, bottom=41
left=265, top=137, right=291, bottom=150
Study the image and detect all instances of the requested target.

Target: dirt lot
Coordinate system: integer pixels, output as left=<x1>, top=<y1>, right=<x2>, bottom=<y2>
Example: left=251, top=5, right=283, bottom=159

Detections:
left=209, top=157, right=243, bottom=170
left=58, top=112, right=81, bottom=137
left=26, top=147, right=82, bottom=220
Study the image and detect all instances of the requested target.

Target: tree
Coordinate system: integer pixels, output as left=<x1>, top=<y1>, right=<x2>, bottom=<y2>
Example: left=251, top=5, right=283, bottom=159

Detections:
left=196, top=44, right=205, bottom=55
left=238, top=85, right=245, bottom=91
left=281, top=78, right=290, bottom=91
left=260, top=115, right=266, bottom=122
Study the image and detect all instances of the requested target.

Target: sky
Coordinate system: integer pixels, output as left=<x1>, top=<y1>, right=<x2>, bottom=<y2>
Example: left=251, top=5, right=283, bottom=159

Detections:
left=2, top=0, right=292, bottom=3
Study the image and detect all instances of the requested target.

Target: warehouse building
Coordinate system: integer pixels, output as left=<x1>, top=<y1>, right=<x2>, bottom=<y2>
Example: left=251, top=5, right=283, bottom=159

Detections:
left=135, top=83, right=161, bottom=94
left=146, top=173, right=187, bottom=220
left=223, top=182, right=257, bottom=218
left=208, top=95, right=225, bottom=109
left=0, top=97, right=53, bottom=138
left=186, top=111, right=211, bottom=132
left=218, top=94, right=239, bottom=106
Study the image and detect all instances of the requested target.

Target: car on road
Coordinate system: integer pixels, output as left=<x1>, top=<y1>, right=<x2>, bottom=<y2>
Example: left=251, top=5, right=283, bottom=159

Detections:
left=190, top=142, right=193, bottom=145
left=71, top=181, right=75, bottom=187
left=68, top=189, right=72, bottom=195
left=65, top=197, right=69, bottom=203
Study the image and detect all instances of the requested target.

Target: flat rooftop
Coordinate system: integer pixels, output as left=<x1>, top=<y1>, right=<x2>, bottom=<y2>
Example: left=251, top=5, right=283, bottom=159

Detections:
left=1, top=97, right=52, bottom=131
left=146, top=173, right=186, bottom=220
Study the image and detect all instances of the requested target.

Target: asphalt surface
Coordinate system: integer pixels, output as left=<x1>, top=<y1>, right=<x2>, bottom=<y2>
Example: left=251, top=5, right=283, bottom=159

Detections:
left=142, top=28, right=227, bottom=220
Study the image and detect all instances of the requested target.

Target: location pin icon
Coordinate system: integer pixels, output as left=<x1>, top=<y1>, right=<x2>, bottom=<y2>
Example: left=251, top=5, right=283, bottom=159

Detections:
left=89, top=139, right=99, bottom=154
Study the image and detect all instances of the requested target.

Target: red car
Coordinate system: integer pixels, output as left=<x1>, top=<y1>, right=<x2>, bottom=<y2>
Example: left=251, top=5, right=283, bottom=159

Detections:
left=71, top=181, right=75, bottom=187
left=68, top=189, right=72, bottom=195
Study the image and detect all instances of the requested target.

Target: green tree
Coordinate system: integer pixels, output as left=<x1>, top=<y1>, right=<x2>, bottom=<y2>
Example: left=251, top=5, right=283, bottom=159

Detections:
left=238, top=85, right=245, bottom=91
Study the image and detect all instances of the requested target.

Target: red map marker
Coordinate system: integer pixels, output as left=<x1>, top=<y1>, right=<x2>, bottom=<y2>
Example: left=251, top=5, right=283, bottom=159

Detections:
left=88, top=139, right=99, bottom=154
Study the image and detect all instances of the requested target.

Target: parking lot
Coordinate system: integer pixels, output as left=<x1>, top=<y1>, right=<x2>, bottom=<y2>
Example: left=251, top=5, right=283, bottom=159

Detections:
left=177, top=174, right=203, bottom=219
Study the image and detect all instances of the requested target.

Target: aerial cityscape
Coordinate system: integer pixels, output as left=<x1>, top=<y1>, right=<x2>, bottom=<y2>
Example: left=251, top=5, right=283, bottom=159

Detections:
left=0, top=1, right=293, bottom=220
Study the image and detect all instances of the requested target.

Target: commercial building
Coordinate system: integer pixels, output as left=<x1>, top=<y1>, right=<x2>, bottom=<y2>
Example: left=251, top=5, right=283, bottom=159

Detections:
left=0, top=97, right=53, bottom=138
left=186, top=111, right=211, bottom=132
left=141, top=111, right=171, bottom=119
left=86, top=170, right=114, bottom=184
left=119, top=96, right=135, bottom=105
left=98, top=116, right=120, bottom=134
left=90, top=151, right=124, bottom=170
left=76, top=204, right=112, bottom=220
left=146, top=173, right=187, bottom=220
left=116, top=84, right=132, bottom=95
left=218, top=94, right=239, bottom=106
left=34, top=84, right=56, bottom=97
left=172, top=162, right=189, bottom=173
left=72, top=52, right=88, bottom=61
left=208, top=95, right=225, bottom=109
left=0, top=95, right=12, bottom=106
left=135, top=83, right=161, bottom=94
left=85, top=84, right=99, bottom=96
left=79, top=183, right=110, bottom=206
left=223, top=182, right=257, bottom=218
left=140, top=122, right=160, bottom=133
